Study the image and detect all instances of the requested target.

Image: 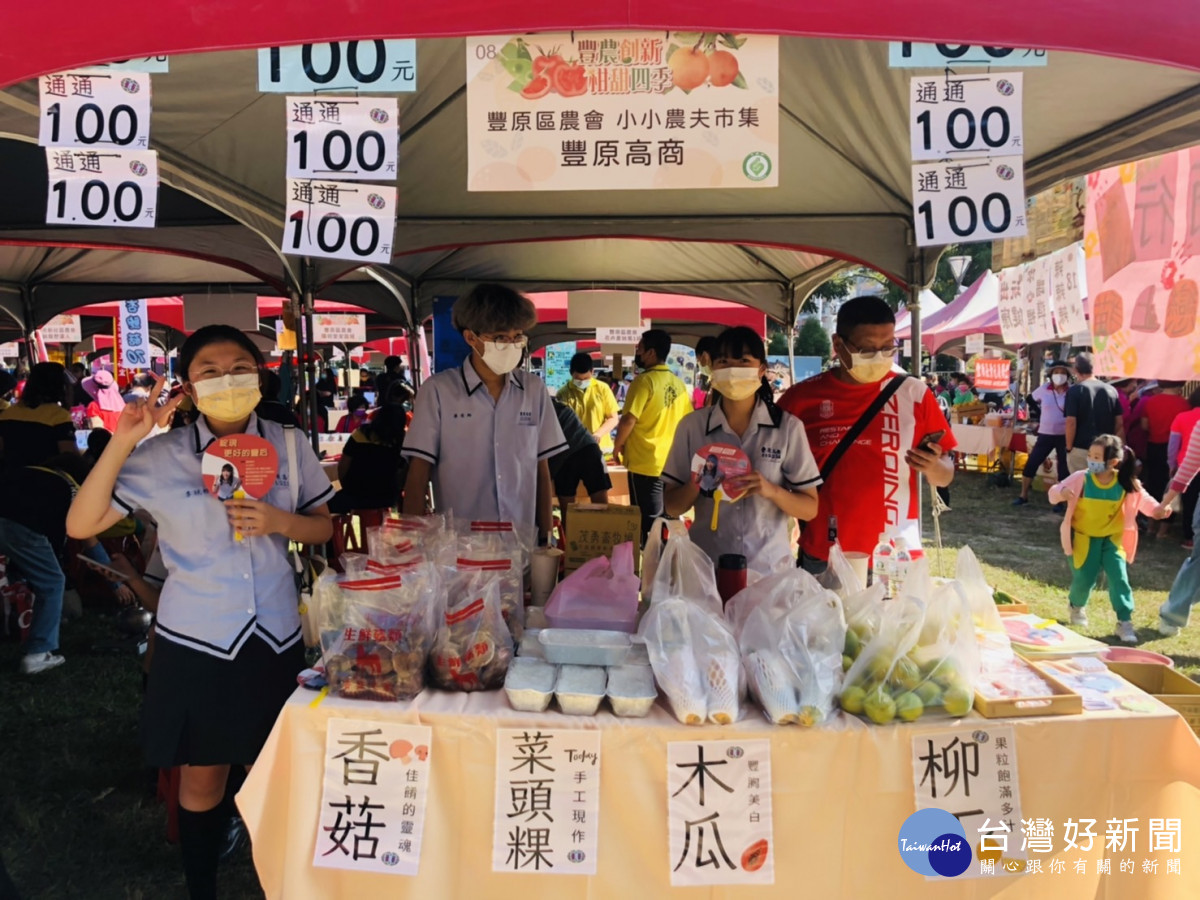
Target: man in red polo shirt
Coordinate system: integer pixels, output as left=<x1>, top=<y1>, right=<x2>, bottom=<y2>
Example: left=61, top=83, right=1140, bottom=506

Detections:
left=778, top=296, right=957, bottom=573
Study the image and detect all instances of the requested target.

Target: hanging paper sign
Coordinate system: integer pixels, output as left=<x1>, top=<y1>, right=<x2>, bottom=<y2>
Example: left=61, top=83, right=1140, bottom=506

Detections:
left=0, top=342, right=18, bottom=358
left=285, top=96, right=398, bottom=180
left=911, top=725, right=1026, bottom=879
left=93, top=57, right=170, bottom=73
left=973, top=358, right=1011, bottom=391
left=595, top=321, right=651, bottom=345
left=492, top=728, right=601, bottom=875
left=45, top=148, right=158, bottom=228
left=202, top=435, right=280, bottom=501
left=312, top=314, right=367, bottom=344
left=466, top=32, right=779, bottom=191
left=667, top=739, right=773, bottom=886
left=692, top=443, right=751, bottom=500
left=910, top=74, right=1023, bottom=161
left=1049, top=243, right=1088, bottom=337
left=891, top=43, right=1047, bottom=68
left=997, top=267, right=1029, bottom=344
left=38, top=70, right=151, bottom=149
left=39, top=314, right=82, bottom=343
left=314, top=719, right=433, bottom=875
left=117, top=299, right=150, bottom=369
left=258, top=41, right=417, bottom=93
left=284, top=179, right=395, bottom=264
left=965, top=333, right=985, bottom=355
left=912, top=156, right=1027, bottom=247
left=902, top=340, right=913, bottom=357
left=1020, top=256, right=1056, bottom=342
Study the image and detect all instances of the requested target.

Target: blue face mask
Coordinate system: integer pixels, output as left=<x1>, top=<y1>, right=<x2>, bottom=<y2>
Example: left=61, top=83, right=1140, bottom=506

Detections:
left=1087, top=459, right=1109, bottom=475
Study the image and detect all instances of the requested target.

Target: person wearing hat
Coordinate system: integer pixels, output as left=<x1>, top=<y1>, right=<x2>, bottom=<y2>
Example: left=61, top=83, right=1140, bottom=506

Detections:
left=1014, top=359, right=1072, bottom=507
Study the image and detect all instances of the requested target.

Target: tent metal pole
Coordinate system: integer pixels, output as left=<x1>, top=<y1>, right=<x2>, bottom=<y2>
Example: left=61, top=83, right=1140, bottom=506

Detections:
left=20, top=284, right=37, bottom=372
left=786, top=287, right=797, bottom=386
left=300, top=260, right=320, bottom=454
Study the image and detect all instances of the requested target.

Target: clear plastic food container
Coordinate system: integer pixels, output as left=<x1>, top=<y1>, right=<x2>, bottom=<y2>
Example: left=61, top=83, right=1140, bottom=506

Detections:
left=539, top=628, right=631, bottom=667
left=517, top=629, right=545, bottom=659
left=555, top=665, right=608, bottom=715
left=504, top=657, right=558, bottom=712
left=625, top=642, right=651, bottom=667
left=606, top=665, right=657, bottom=717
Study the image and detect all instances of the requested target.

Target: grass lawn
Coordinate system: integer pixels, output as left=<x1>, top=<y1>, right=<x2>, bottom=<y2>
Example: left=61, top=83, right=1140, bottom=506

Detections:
left=0, top=468, right=1196, bottom=897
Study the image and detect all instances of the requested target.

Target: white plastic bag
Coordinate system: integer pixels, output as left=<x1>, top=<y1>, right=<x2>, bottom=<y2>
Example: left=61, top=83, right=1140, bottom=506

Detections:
left=651, top=529, right=721, bottom=613
left=638, top=598, right=708, bottom=724
left=640, top=518, right=688, bottom=601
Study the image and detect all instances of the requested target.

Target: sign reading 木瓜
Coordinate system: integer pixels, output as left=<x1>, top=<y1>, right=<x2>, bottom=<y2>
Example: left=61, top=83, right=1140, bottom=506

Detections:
left=912, top=156, right=1027, bottom=247
left=492, top=728, right=602, bottom=875
left=910, top=74, right=1023, bottom=161
left=283, top=179, right=395, bottom=264
left=45, top=148, right=158, bottom=228
left=285, top=97, right=398, bottom=180
left=39, top=70, right=151, bottom=149
left=258, top=41, right=417, bottom=93
left=466, top=32, right=779, bottom=191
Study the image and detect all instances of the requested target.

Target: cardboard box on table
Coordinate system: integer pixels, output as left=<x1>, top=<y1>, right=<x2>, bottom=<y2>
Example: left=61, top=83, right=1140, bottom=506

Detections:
left=564, top=503, right=641, bottom=574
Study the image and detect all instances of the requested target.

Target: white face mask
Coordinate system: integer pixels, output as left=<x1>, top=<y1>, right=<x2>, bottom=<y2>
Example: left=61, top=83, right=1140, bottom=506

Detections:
left=192, top=373, right=261, bottom=423
left=480, top=341, right=524, bottom=375
left=1051, top=373, right=1068, bottom=386
left=572, top=378, right=590, bottom=391
left=845, top=352, right=893, bottom=384
left=710, top=367, right=762, bottom=401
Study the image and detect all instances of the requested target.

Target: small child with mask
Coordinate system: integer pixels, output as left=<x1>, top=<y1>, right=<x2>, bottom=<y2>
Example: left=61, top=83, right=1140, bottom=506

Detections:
left=1049, top=433, right=1170, bottom=643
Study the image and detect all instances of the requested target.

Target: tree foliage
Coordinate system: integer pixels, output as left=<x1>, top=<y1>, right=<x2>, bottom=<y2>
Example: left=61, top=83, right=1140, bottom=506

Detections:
left=794, top=317, right=831, bottom=364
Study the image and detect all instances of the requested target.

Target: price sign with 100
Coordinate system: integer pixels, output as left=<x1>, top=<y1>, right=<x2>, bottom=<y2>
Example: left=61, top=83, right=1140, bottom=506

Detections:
left=286, top=96, right=398, bottom=180
left=45, top=148, right=158, bottom=228
left=258, top=41, right=416, bottom=92
left=910, top=73, right=1022, bottom=160
left=39, top=70, right=151, bottom=149
left=284, top=179, right=395, bottom=264
left=911, top=156, right=1026, bottom=247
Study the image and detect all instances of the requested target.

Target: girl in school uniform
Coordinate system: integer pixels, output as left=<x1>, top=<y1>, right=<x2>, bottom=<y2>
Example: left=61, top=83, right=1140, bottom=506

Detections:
left=662, top=327, right=821, bottom=577
left=68, top=325, right=334, bottom=899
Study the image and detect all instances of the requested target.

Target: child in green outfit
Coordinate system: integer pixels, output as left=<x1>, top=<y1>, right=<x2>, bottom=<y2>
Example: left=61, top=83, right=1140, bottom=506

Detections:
left=1048, top=434, right=1168, bottom=644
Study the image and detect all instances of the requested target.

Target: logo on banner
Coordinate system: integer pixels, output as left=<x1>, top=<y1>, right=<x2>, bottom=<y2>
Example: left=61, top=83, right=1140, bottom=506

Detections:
left=742, top=152, right=772, bottom=182
left=898, top=808, right=972, bottom=877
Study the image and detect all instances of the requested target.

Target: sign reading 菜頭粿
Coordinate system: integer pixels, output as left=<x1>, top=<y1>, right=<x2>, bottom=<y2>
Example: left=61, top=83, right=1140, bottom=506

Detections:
left=910, top=74, right=1023, bottom=161
left=667, top=739, right=773, bottom=886
left=45, top=148, right=158, bottom=228
left=466, top=32, right=779, bottom=191
left=314, top=718, right=432, bottom=875
left=285, top=97, right=398, bottom=181
left=283, top=179, right=395, bottom=264
left=1084, top=151, right=1200, bottom=380
left=492, top=728, right=601, bottom=875
left=312, top=314, right=367, bottom=344
left=912, top=156, right=1027, bottom=247
left=258, top=41, right=416, bottom=93
left=39, top=70, right=151, bottom=149
left=890, top=43, right=1047, bottom=68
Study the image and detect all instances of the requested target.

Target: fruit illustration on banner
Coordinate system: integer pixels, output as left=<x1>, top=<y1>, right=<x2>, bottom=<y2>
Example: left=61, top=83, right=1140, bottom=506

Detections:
left=667, top=33, right=749, bottom=92
left=500, top=39, right=590, bottom=100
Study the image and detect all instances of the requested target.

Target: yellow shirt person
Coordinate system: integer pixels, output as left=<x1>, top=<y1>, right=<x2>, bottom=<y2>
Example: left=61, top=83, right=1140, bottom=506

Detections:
left=556, top=353, right=620, bottom=452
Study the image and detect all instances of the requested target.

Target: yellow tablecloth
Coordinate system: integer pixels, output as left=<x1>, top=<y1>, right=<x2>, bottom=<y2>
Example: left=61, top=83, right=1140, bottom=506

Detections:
left=239, top=687, right=1200, bottom=899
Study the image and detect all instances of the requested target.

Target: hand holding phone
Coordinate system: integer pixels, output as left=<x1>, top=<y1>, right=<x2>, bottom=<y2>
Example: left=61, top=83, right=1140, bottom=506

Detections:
left=918, top=429, right=946, bottom=450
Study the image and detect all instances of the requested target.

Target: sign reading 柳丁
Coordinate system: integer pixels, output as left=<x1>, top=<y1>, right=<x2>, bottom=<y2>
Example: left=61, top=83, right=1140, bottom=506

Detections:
left=492, top=728, right=601, bottom=875
left=314, top=718, right=432, bottom=875
left=912, top=725, right=1026, bottom=878
left=973, top=359, right=1011, bottom=392
left=912, top=156, right=1027, bottom=247
left=39, top=314, right=82, bottom=343
left=667, top=739, right=773, bottom=886
left=910, top=74, right=1023, bottom=161
left=38, top=70, right=151, bottom=149
left=284, top=179, right=395, bottom=264
left=258, top=41, right=417, bottom=93
left=1084, top=150, right=1200, bottom=380
left=285, top=97, right=398, bottom=181
left=118, top=299, right=151, bottom=369
left=465, top=32, right=779, bottom=191
left=890, top=43, right=1047, bottom=68
left=312, top=314, right=367, bottom=345
left=45, top=148, right=158, bottom=228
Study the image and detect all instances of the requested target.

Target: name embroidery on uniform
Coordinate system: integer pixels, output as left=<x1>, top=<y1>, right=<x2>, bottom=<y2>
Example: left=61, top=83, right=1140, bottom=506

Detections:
left=518, top=410, right=534, bottom=426
left=451, top=412, right=474, bottom=419
left=760, top=447, right=782, bottom=461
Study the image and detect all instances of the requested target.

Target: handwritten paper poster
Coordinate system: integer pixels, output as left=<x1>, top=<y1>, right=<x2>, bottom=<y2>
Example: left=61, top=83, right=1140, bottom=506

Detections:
left=667, top=739, right=773, bottom=886
left=492, top=728, right=602, bottom=875
left=314, top=719, right=433, bottom=876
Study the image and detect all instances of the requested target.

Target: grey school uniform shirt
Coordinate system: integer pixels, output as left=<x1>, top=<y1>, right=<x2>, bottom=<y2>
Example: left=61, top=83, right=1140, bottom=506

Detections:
left=662, top=399, right=821, bottom=577
left=111, top=413, right=333, bottom=659
left=403, top=361, right=567, bottom=526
